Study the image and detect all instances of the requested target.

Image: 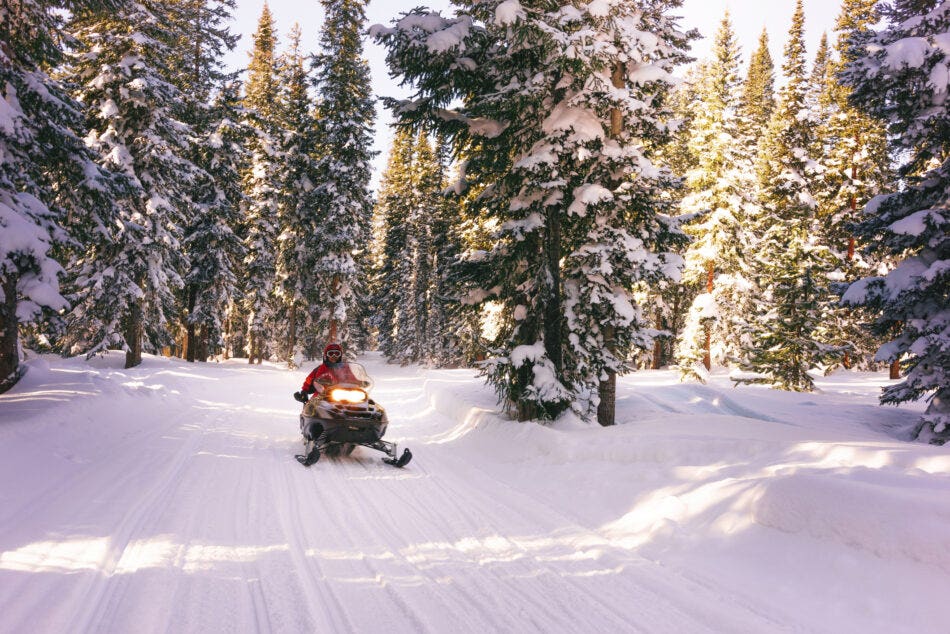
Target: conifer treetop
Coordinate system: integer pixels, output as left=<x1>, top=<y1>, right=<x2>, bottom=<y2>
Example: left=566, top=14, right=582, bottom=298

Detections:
left=244, top=3, right=279, bottom=116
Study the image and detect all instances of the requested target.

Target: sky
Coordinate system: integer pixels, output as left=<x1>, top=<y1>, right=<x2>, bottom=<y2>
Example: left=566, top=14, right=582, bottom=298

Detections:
left=223, top=1, right=842, bottom=189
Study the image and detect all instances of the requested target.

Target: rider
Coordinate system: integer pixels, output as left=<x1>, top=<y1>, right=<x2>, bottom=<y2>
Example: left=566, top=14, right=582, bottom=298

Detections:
left=296, top=343, right=346, bottom=401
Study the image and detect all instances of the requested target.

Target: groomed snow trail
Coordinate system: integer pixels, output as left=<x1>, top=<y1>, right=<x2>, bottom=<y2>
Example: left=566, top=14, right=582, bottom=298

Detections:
left=1, top=352, right=948, bottom=633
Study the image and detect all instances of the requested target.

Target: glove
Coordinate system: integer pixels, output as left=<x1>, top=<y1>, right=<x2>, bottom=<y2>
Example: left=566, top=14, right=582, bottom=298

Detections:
left=293, top=391, right=308, bottom=403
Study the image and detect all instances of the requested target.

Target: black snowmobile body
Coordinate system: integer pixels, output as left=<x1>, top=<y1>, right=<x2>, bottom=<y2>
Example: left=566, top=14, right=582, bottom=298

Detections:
left=293, top=362, right=412, bottom=468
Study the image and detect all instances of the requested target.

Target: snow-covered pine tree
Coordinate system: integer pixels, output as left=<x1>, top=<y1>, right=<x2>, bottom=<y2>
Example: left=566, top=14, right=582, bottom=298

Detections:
left=426, top=133, right=467, bottom=368
left=376, top=129, right=444, bottom=365
left=650, top=64, right=703, bottom=372
left=241, top=3, right=281, bottom=363
left=739, top=0, right=840, bottom=392
left=181, top=83, right=247, bottom=362
left=309, top=0, right=376, bottom=349
left=173, top=0, right=244, bottom=362
left=64, top=0, right=201, bottom=369
left=374, top=1, right=692, bottom=421
left=813, top=0, right=893, bottom=370
left=274, top=24, right=321, bottom=366
left=371, top=127, right=414, bottom=360
left=842, top=0, right=950, bottom=443
left=0, top=0, right=124, bottom=389
left=405, top=130, right=444, bottom=364
left=739, top=28, right=776, bottom=150
left=675, top=13, right=757, bottom=381
left=390, top=146, right=422, bottom=363
left=808, top=32, right=832, bottom=117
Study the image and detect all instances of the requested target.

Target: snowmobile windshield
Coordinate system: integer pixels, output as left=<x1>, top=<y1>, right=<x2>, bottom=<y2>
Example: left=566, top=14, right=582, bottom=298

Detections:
left=324, top=363, right=373, bottom=391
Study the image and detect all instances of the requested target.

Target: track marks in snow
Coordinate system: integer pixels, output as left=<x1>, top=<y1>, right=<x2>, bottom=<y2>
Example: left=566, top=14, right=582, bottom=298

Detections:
left=627, top=383, right=784, bottom=424
left=393, top=422, right=781, bottom=633
left=274, top=458, right=359, bottom=632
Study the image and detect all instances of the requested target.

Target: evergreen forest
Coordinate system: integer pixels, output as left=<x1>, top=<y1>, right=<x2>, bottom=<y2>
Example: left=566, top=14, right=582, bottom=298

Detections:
left=1, top=0, right=947, bottom=442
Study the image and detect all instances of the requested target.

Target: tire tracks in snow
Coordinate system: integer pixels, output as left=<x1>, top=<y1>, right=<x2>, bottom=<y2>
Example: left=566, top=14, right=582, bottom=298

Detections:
left=273, top=454, right=357, bottom=633
left=363, top=372, right=790, bottom=633
left=66, top=415, right=214, bottom=633
left=416, top=435, right=788, bottom=632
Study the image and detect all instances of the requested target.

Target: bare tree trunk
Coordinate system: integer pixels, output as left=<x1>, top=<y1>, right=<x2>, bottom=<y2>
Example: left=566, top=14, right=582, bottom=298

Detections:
left=0, top=274, right=19, bottom=391
left=598, top=323, right=617, bottom=427
left=288, top=303, right=297, bottom=365
left=597, top=61, right=626, bottom=427
left=125, top=299, right=143, bottom=368
left=704, top=260, right=714, bottom=370
left=544, top=206, right=563, bottom=378
left=328, top=275, right=341, bottom=343
left=196, top=325, right=208, bottom=362
left=843, top=145, right=860, bottom=369
left=185, top=285, right=196, bottom=362
left=890, top=359, right=901, bottom=380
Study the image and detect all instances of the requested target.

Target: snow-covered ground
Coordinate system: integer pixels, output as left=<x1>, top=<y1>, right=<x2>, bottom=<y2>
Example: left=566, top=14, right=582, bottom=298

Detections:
left=1, top=351, right=947, bottom=633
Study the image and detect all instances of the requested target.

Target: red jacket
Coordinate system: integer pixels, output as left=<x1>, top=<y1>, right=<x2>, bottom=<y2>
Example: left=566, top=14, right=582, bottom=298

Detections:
left=302, top=363, right=359, bottom=394
left=302, top=364, right=333, bottom=394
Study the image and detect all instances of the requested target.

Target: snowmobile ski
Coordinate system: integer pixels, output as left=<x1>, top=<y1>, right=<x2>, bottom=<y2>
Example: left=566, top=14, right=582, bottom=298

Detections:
left=383, top=448, right=413, bottom=468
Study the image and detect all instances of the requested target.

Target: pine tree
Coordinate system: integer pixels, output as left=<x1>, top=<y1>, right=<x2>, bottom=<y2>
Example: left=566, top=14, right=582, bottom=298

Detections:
left=310, top=0, right=376, bottom=348
left=675, top=13, right=757, bottom=380
left=182, top=81, right=247, bottom=362
left=175, top=0, right=243, bottom=362
left=374, top=1, right=693, bottom=421
left=427, top=134, right=467, bottom=367
left=842, top=0, right=950, bottom=443
left=652, top=65, right=702, bottom=372
left=274, top=24, right=321, bottom=366
left=812, top=0, right=893, bottom=370
left=739, top=28, right=776, bottom=149
left=241, top=4, right=281, bottom=363
left=405, top=130, right=444, bottom=364
left=372, top=127, right=415, bottom=360
left=0, top=0, right=123, bottom=388
left=809, top=32, right=831, bottom=116
left=64, top=0, right=200, bottom=369
left=374, top=128, right=445, bottom=365
left=739, top=0, right=839, bottom=392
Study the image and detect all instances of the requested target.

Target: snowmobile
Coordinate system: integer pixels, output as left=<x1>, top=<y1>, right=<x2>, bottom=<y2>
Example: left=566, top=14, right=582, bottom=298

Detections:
left=292, top=362, right=412, bottom=468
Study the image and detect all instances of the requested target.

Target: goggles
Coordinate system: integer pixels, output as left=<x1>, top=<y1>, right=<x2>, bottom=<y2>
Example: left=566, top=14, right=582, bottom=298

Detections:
left=326, top=349, right=342, bottom=359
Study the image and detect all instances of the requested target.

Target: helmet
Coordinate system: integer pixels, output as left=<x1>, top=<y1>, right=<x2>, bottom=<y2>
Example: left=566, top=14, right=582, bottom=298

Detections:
left=323, top=343, right=343, bottom=364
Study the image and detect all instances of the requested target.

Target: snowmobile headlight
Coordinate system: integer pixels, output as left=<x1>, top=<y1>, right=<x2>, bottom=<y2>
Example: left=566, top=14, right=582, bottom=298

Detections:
left=328, top=388, right=367, bottom=403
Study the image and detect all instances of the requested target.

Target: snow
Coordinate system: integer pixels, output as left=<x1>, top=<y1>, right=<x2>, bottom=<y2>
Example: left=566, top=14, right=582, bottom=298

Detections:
left=889, top=208, right=946, bottom=236
left=1, top=352, right=947, bottom=633
left=494, top=0, right=524, bottom=26
left=627, top=63, right=671, bottom=85
left=541, top=101, right=605, bottom=143
left=0, top=84, right=21, bottom=135
left=98, top=99, right=119, bottom=119
left=883, top=37, right=931, bottom=70
left=586, top=0, right=611, bottom=18
left=567, top=183, right=613, bottom=217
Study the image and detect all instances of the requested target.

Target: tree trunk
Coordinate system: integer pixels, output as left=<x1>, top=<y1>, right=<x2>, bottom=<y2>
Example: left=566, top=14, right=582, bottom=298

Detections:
left=597, top=375, right=617, bottom=426
left=287, top=303, right=297, bottom=366
left=124, top=299, right=143, bottom=368
left=328, top=274, right=341, bottom=343
left=704, top=260, right=714, bottom=370
left=544, top=207, right=563, bottom=376
left=890, top=359, right=901, bottom=380
left=185, top=285, right=196, bottom=362
left=597, top=61, right=626, bottom=427
left=196, top=325, right=208, bottom=362
left=0, top=273, right=19, bottom=392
